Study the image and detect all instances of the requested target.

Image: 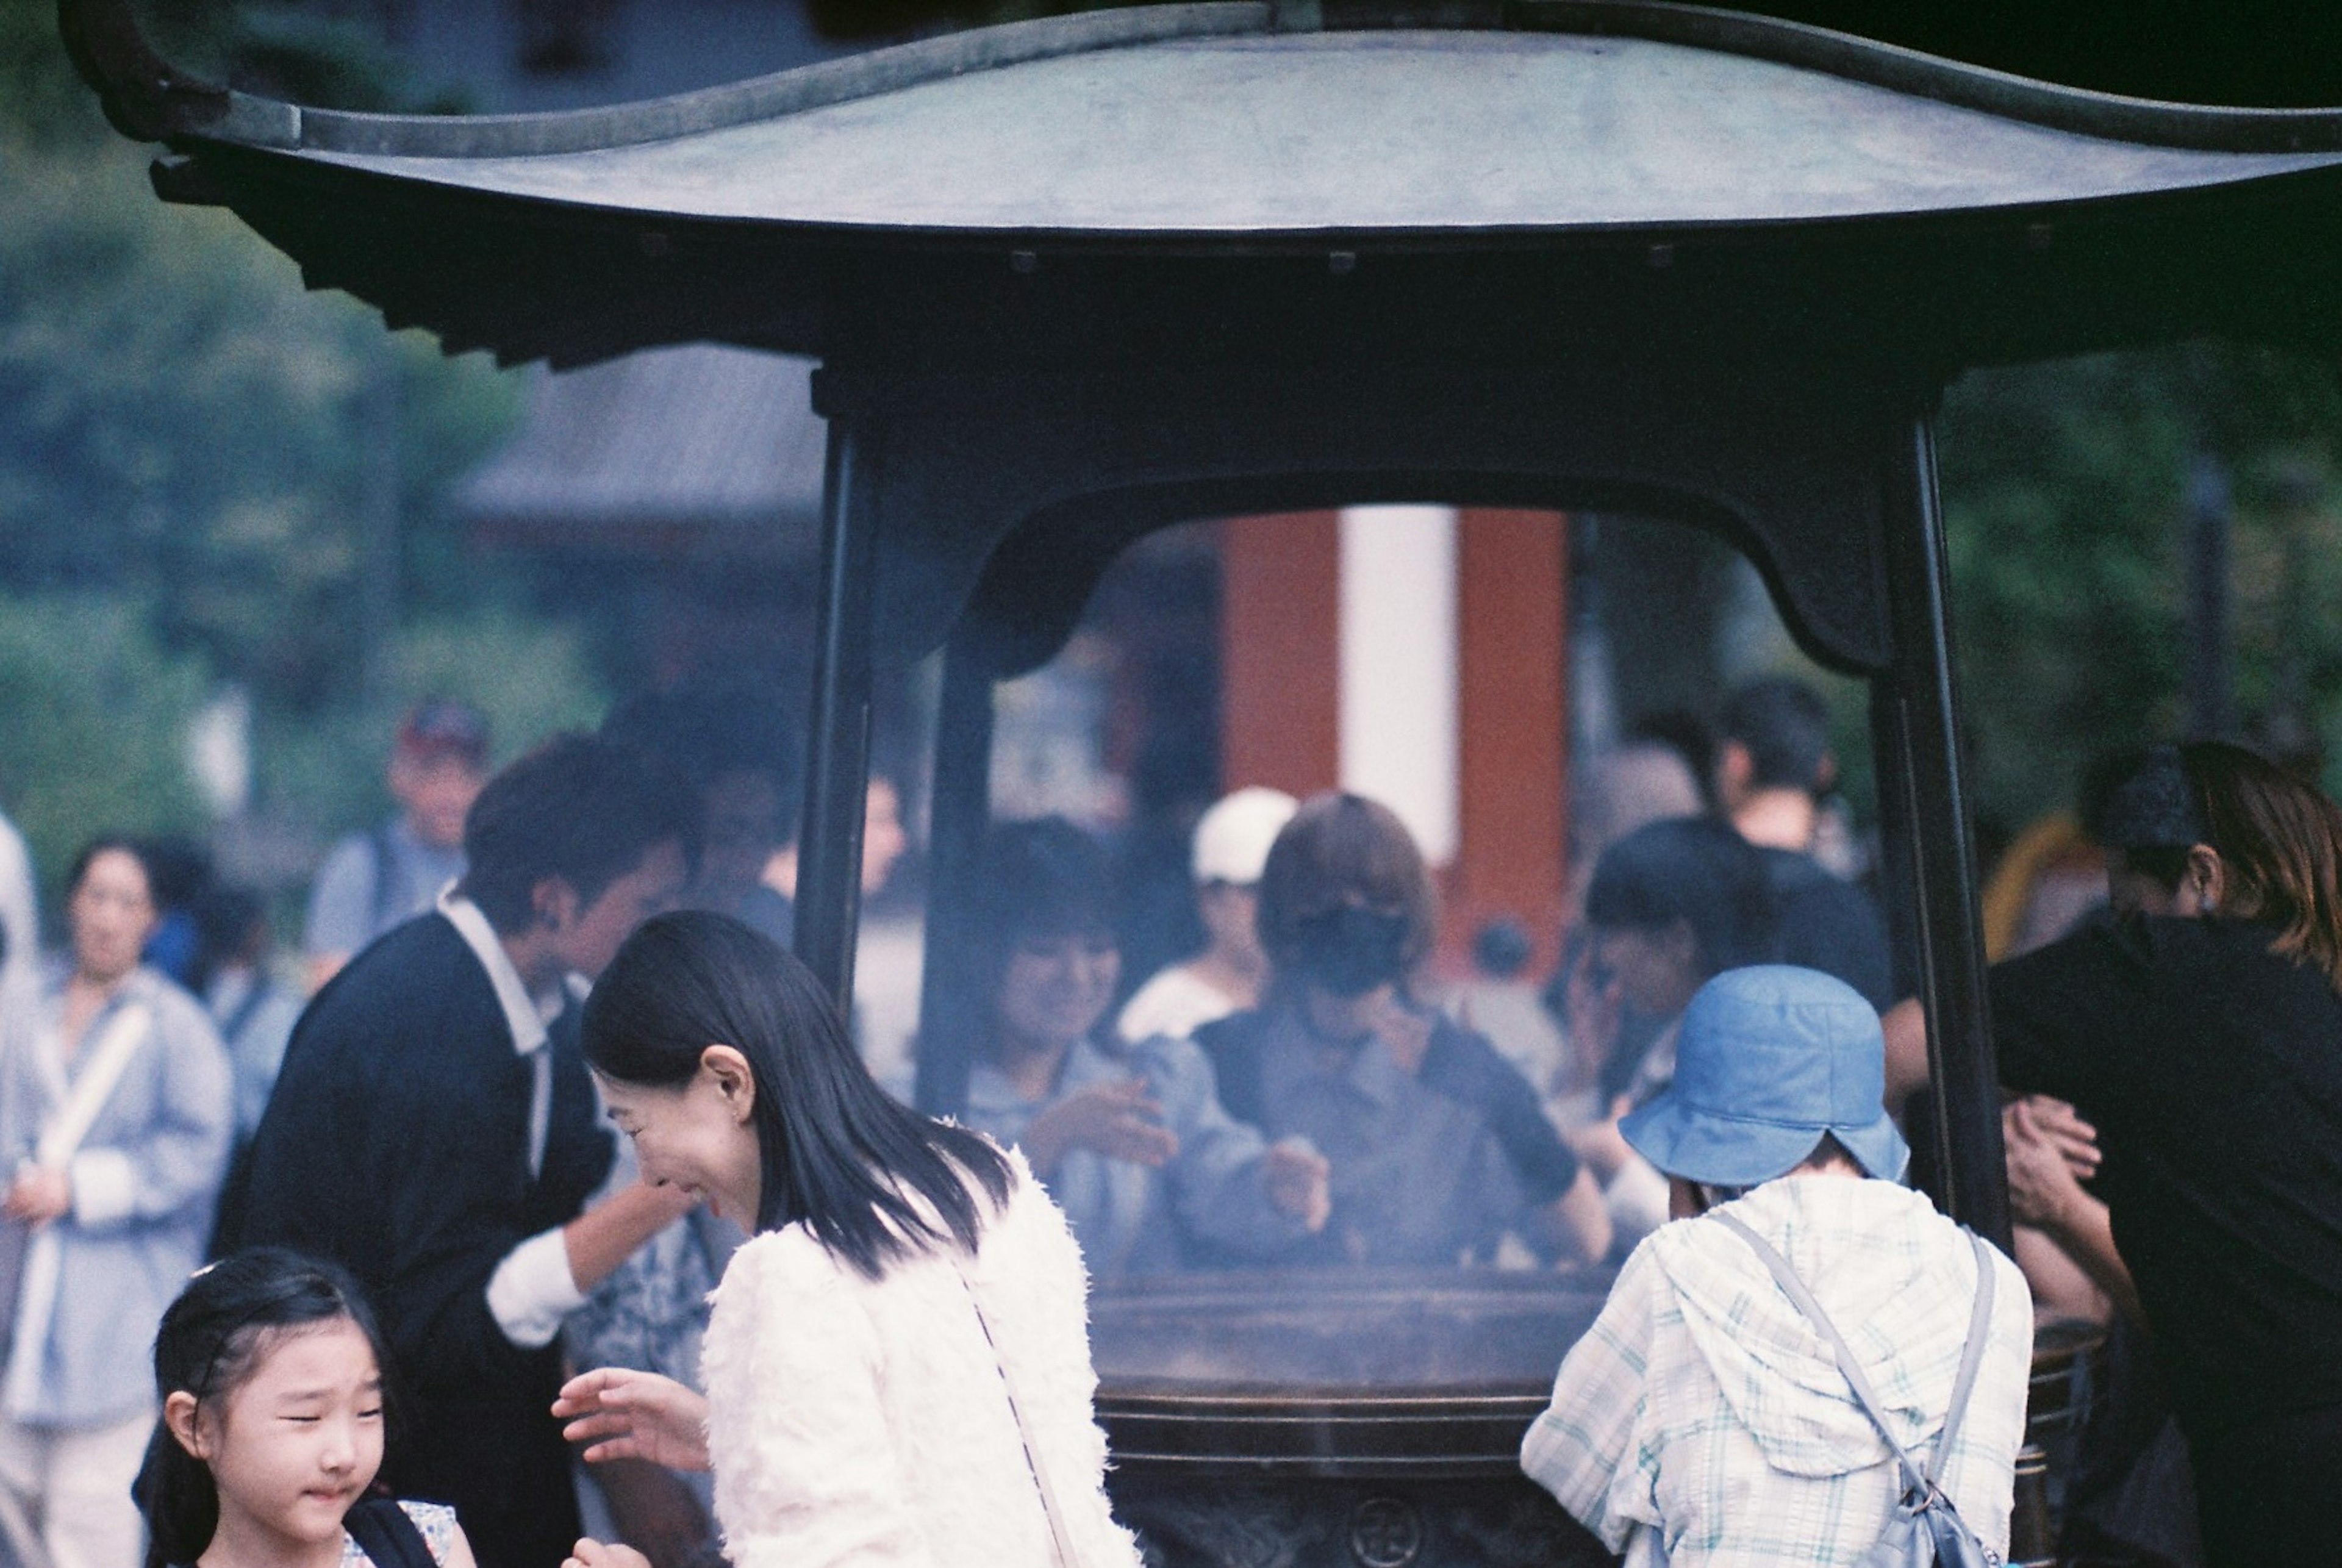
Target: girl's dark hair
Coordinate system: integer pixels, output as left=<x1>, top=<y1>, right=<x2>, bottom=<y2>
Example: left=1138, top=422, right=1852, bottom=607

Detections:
left=1256, top=793, right=1438, bottom=978
left=1585, top=815, right=1777, bottom=976
left=583, top=911, right=1014, bottom=1279
left=2182, top=741, right=2342, bottom=990
left=135, top=1248, right=392, bottom=1568
left=66, top=834, right=153, bottom=898
left=961, top=818, right=1117, bottom=1048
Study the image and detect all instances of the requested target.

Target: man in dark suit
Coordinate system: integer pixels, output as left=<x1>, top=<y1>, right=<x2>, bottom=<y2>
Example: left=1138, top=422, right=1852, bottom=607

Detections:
left=235, top=734, right=700, bottom=1568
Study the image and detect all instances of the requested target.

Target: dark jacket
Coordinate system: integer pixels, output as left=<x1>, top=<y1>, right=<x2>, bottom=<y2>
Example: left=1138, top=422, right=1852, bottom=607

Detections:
left=232, top=914, right=614, bottom=1568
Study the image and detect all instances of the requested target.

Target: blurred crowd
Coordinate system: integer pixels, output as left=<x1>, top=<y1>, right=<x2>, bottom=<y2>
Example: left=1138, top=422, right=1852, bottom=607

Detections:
left=2, top=665, right=2337, bottom=1568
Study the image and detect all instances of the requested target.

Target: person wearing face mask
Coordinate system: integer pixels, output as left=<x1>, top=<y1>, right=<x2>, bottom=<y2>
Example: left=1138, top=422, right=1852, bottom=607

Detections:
left=953, top=818, right=1330, bottom=1279
left=1195, top=793, right=1611, bottom=1268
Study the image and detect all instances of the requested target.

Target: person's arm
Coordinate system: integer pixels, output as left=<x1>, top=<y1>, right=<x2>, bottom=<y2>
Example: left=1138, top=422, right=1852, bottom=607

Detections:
left=488, top=1180, right=698, bottom=1351
left=56, top=999, right=232, bottom=1233
left=1153, top=1039, right=1327, bottom=1256
left=1520, top=1244, right=1660, bottom=1550
left=1531, top=1167, right=1613, bottom=1265
left=1882, top=997, right=1930, bottom=1119
left=2003, top=1096, right=2143, bottom=1325
left=303, top=836, right=380, bottom=993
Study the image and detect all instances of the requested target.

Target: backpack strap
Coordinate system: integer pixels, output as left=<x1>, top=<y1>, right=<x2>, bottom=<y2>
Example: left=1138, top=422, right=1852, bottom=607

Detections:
left=1709, top=1211, right=1995, bottom=1497
left=343, top=1497, right=437, bottom=1568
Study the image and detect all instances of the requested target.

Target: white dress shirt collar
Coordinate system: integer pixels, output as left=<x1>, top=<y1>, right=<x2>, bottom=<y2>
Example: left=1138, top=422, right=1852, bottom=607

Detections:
left=437, top=887, right=548, bottom=1060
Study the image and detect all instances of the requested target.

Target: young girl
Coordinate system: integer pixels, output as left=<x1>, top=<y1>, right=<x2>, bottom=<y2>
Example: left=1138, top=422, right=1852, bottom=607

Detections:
left=135, top=1248, right=479, bottom=1568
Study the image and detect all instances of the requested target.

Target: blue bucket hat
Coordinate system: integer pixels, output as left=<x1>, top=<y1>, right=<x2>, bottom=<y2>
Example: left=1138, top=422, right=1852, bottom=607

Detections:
left=1619, top=965, right=1908, bottom=1187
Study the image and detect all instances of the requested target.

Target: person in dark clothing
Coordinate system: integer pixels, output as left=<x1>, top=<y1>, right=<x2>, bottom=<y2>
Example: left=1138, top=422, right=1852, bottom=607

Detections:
left=1894, top=742, right=2342, bottom=1568
left=1713, top=677, right=1894, bottom=1008
left=231, top=735, right=703, bottom=1568
left=1195, top=792, right=1610, bottom=1267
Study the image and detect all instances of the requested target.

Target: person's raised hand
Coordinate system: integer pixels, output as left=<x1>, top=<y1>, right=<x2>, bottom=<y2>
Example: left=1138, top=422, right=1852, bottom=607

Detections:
left=1022, top=1078, right=1178, bottom=1172
left=2003, top=1097, right=2090, bottom=1231
left=2014, top=1095, right=2101, bottom=1181
left=553, top=1367, right=712, bottom=1472
left=564, top=1539, right=652, bottom=1568
left=1261, top=1137, right=1332, bottom=1232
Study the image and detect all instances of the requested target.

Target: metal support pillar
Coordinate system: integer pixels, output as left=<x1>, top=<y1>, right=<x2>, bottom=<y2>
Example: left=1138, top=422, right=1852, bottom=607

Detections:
left=912, top=635, right=998, bottom=1115
left=792, top=424, right=876, bottom=1009
left=1875, top=409, right=2011, bottom=1248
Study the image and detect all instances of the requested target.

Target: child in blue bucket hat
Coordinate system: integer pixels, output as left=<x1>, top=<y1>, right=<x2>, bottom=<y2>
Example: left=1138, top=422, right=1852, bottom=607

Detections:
left=1522, top=965, right=2033, bottom=1568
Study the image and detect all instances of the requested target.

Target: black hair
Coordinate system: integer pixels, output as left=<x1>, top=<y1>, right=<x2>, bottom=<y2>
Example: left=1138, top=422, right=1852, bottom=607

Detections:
left=459, top=733, right=703, bottom=936
left=190, top=886, right=268, bottom=995
left=135, top=1248, right=393, bottom=1568
left=66, top=834, right=154, bottom=898
left=1585, top=816, right=1778, bottom=976
left=1717, top=677, right=1835, bottom=795
left=961, top=817, right=1119, bottom=1028
left=582, top=911, right=1014, bottom=1279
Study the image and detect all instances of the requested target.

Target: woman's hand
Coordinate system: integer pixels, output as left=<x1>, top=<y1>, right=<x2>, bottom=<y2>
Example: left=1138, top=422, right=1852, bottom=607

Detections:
left=554, top=1368, right=712, bottom=1472
left=2014, top=1095, right=2102, bottom=1182
left=3, top=1167, right=70, bottom=1226
left=2003, top=1096, right=2093, bottom=1231
left=1020, top=1079, right=1179, bottom=1173
left=1260, top=1137, right=1331, bottom=1232
left=1565, top=1097, right=1635, bottom=1184
left=564, top=1539, right=653, bottom=1568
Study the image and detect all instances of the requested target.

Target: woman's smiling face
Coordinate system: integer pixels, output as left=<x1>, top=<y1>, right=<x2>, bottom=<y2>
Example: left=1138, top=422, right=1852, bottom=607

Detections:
left=596, top=1050, right=764, bottom=1225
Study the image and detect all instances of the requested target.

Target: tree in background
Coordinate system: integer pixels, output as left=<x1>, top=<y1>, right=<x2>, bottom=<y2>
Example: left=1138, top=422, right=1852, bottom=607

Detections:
left=0, top=0, right=606, bottom=903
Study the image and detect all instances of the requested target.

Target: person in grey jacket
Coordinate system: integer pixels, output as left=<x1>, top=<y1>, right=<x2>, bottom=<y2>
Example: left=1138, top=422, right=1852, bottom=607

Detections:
left=954, top=818, right=1329, bottom=1278
left=0, top=836, right=231, bottom=1568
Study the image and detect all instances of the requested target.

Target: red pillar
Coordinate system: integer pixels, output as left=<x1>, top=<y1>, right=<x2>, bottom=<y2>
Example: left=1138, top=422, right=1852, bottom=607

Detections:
left=1220, top=512, right=1342, bottom=797
left=1449, top=509, right=1570, bottom=975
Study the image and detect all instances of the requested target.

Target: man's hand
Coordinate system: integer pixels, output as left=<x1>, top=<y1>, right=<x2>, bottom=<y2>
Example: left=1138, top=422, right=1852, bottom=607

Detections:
left=554, top=1368, right=712, bottom=1472
left=1020, top=1079, right=1179, bottom=1173
left=1261, top=1137, right=1331, bottom=1233
left=3, top=1167, right=70, bottom=1226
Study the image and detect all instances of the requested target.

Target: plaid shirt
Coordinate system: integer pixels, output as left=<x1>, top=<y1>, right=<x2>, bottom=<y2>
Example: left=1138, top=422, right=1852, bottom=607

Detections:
left=1522, top=1177, right=2032, bottom=1567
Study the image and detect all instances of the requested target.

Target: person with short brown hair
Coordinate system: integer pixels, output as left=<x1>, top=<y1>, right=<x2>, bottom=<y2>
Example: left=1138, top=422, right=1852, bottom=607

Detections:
left=1195, top=793, right=1610, bottom=1267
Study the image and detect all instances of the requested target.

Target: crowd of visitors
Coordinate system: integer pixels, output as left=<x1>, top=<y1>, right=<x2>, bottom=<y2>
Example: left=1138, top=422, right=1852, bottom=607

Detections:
left=0, top=670, right=2334, bottom=1568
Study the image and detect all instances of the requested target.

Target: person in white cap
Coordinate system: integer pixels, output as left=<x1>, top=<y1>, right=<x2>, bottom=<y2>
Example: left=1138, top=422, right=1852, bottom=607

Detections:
left=1116, top=787, right=1298, bottom=1045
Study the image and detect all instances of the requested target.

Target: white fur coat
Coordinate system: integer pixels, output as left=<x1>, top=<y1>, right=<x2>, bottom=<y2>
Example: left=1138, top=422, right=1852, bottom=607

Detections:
left=700, top=1149, right=1142, bottom=1568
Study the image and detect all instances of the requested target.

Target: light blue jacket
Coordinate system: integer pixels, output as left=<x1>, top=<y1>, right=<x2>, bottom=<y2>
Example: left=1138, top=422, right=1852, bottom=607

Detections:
left=964, top=1032, right=1309, bottom=1278
left=0, top=966, right=232, bottom=1427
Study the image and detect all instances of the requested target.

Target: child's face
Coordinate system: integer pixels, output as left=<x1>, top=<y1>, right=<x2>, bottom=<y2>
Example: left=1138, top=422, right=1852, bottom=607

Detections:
left=195, top=1321, right=385, bottom=1549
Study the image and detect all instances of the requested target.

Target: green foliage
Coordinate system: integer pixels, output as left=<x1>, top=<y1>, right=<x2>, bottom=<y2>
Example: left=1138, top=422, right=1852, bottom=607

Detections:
left=257, top=612, right=614, bottom=832
left=1937, top=343, right=2342, bottom=836
left=0, top=592, right=210, bottom=896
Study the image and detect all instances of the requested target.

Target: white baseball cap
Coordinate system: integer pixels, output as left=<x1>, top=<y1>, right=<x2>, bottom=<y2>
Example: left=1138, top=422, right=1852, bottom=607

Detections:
left=1192, top=787, right=1300, bottom=886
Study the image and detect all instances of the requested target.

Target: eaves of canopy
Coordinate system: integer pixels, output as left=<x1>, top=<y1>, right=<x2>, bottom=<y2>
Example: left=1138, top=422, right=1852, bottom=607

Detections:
left=62, top=0, right=2342, bottom=374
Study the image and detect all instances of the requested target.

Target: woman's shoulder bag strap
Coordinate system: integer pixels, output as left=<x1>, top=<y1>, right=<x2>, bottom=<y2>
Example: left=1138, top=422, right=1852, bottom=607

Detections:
left=1708, top=1211, right=1996, bottom=1493
left=953, top=1255, right=1086, bottom=1568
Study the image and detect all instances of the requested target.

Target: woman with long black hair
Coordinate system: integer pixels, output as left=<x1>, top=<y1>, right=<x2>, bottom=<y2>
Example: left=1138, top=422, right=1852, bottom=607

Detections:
left=554, top=911, right=1139, bottom=1568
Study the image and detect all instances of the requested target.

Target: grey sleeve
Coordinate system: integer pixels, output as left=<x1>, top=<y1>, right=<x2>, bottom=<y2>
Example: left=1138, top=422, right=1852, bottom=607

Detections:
left=303, top=835, right=379, bottom=958
left=1148, top=1037, right=1313, bottom=1258
left=0, top=817, right=37, bottom=992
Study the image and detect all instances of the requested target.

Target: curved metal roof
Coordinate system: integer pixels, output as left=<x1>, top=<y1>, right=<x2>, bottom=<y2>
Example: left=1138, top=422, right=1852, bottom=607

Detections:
left=65, top=0, right=2342, bottom=366
left=276, top=31, right=2342, bottom=232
